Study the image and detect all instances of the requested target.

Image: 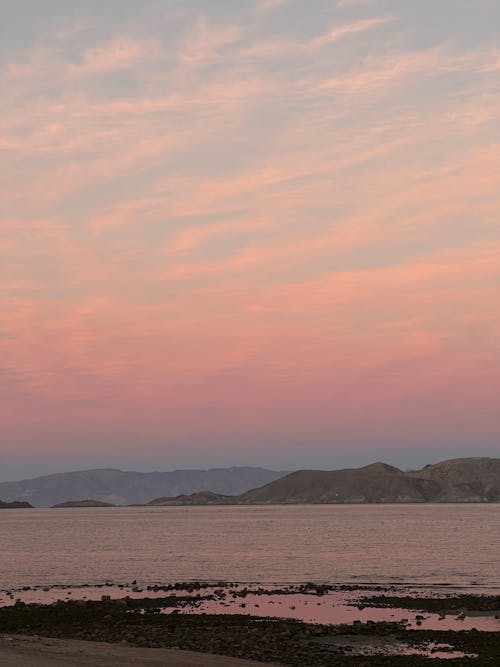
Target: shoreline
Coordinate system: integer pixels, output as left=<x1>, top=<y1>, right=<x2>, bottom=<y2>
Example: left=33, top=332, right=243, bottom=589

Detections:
left=2, top=581, right=500, bottom=630
left=4, top=501, right=500, bottom=508
left=1, top=584, right=499, bottom=665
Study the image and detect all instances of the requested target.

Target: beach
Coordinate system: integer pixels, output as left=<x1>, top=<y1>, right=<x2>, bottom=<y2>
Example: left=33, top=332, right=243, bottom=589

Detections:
left=1, top=588, right=500, bottom=665
left=0, top=635, right=280, bottom=667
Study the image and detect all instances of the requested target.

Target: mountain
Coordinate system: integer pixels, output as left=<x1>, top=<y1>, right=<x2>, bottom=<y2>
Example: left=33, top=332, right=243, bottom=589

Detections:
left=238, top=458, right=500, bottom=504
left=3, top=458, right=498, bottom=507
left=0, top=467, right=287, bottom=508
left=408, top=457, right=500, bottom=502
left=0, top=500, right=33, bottom=509
left=239, top=462, right=439, bottom=504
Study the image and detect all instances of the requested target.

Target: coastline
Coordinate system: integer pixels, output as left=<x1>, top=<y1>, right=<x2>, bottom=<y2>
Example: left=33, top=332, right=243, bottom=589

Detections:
left=1, top=583, right=499, bottom=665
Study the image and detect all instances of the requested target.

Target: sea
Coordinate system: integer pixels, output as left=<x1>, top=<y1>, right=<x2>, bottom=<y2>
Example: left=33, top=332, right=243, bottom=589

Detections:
left=1, top=504, right=499, bottom=591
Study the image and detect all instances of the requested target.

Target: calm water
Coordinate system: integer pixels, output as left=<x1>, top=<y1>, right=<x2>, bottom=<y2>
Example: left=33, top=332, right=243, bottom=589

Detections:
left=1, top=505, right=499, bottom=590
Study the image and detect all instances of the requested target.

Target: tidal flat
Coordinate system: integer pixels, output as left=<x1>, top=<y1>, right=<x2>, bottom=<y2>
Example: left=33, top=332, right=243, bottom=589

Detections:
left=1, top=583, right=499, bottom=665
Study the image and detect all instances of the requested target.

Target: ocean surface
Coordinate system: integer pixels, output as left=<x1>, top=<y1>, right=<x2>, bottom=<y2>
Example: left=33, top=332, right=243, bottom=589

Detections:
left=1, top=504, right=499, bottom=591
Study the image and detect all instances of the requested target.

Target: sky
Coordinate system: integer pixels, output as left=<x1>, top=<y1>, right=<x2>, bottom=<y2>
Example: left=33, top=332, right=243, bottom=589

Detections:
left=1, top=0, right=499, bottom=481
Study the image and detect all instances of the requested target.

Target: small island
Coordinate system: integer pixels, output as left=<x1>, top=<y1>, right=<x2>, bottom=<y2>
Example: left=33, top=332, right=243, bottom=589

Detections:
left=52, top=499, right=116, bottom=508
left=0, top=500, right=33, bottom=509
left=148, top=491, right=234, bottom=506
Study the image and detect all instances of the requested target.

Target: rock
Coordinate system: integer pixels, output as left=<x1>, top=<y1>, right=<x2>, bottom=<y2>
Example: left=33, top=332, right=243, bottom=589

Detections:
left=0, top=500, right=33, bottom=509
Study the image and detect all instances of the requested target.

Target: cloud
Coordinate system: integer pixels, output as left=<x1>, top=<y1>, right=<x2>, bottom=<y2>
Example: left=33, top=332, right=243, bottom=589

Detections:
left=316, top=47, right=500, bottom=95
left=2, top=0, right=500, bottom=465
left=178, top=17, right=242, bottom=64
left=242, top=16, right=392, bottom=60
left=255, top=0, right=288, bottom=12
left=309, top=16, right=392, bottom=49
left=336, top=0, right=385, bottom=6
left=67, top=38, right=153, bottom=76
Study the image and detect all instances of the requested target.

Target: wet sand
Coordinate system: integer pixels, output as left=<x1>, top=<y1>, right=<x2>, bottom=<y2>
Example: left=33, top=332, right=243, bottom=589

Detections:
left=0, top=635, right=281, bottom=667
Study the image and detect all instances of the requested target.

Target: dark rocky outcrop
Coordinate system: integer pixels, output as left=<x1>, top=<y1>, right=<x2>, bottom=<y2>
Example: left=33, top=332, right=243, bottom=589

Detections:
left=0, top=499, right=33, bottom=509
left=149, top=491, right=235, bottom=506
left=52, top=499, right=116, bottom=508
left=1, top=596, right=500, bottom=665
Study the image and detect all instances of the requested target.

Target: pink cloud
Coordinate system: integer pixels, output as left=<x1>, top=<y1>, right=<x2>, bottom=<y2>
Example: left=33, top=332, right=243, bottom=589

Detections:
left=67, top=38, right=153, bottom=76
left=2, top=1, right=499, bottom=467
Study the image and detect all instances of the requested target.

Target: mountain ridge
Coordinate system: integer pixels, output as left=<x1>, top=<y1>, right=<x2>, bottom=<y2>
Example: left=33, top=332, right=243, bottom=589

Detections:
left=149, top=457, right=500, bottom=505
left=237, top=457, right=500, bottom=504
left=2, top=458, right=499, bottom=507
left=0, top=467, right=288, bottom=507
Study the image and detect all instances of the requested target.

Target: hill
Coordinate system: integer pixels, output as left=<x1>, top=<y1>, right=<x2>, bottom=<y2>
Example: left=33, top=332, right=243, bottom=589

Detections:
left=52, top=499, right=116, bottom=508
left=0, top=500, right=33, bottom=509
left=3, top=459, right=498, bottom=507
left=408, top=457, right=500, bottom=502
left=0, top=467, right=287, bottom=508
left=149, top=491, right=234, bottom=506
left=238, top=458, right=500, bottom=504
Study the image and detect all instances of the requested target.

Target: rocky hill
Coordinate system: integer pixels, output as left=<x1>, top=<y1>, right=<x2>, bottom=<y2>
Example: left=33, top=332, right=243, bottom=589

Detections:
left=238, top=458, right=500, bottom=504
left=149, top=491, right=234, bottom=506
left=407, top=457, right=500, bottom=502
left=0, top=467, right=287, bottom=508
left=0, top=500, right=33, bottom=509
left=52, top=499, right=116, bottom=508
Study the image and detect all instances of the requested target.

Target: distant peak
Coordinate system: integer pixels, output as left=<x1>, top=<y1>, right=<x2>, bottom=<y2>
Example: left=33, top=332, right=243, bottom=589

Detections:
left=418, top=457, right=497, bottom=472
left=360, top=462, right=401, bottom=473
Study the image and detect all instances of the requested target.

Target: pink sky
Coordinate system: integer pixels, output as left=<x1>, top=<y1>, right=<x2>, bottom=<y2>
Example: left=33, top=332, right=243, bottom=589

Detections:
left=1, top=0, right=499, bottom=479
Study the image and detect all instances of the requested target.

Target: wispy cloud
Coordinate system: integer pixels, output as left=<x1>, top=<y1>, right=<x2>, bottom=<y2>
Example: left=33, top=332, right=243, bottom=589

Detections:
left=67, top=38, right=153, bottom=76
left=255, top=0, right=289, bottom=13
left=242, top=16, right=392, bottom=60
left=178, top=17, right=242, bottom=64
left=309, top=16, right=392, bottom=49
left=2, top=0, right=500, bottom=468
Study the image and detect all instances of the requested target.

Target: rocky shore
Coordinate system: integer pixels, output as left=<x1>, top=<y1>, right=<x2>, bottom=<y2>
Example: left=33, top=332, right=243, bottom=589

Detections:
left=1, top=594, right=500, bottom=665
left=357, top=594, right=500, bottom=614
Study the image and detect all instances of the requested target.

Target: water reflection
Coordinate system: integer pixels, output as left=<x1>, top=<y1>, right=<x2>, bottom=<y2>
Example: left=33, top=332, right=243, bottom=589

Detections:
left=1, top=582, right=499, bottom=633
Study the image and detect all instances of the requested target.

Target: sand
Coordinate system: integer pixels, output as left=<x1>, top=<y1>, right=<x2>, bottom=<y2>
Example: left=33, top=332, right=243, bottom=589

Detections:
left=0, top=635, right=282, bottom=667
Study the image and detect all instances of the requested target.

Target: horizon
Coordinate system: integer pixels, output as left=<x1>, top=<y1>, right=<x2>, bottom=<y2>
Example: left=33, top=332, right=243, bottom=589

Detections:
left=2, top=0, right=499, bottom=478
